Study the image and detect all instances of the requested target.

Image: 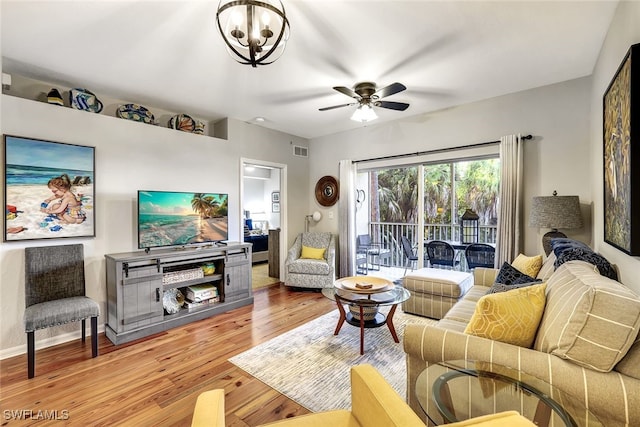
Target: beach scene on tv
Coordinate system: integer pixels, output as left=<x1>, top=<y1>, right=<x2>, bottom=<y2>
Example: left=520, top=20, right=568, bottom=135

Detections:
left=138, top=191, right=229, bottom=249
left=4, top=136, right=95, bottom=241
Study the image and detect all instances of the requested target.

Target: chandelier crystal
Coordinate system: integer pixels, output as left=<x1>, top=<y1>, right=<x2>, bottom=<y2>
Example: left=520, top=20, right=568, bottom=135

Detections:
left=216, top=0, right=290, bottom=67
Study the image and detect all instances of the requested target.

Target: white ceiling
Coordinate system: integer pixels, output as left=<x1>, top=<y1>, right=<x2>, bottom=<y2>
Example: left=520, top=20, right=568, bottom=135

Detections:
left=1, top=0, right=618, bottom=140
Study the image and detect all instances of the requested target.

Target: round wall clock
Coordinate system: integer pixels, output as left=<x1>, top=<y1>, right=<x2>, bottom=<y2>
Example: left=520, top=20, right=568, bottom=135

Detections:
left=315, top=176, right=339, bottom=206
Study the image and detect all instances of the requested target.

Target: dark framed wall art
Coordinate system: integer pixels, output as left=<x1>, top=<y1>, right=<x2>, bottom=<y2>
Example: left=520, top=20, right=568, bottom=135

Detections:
left=4, top=135, right=96, bottom=241
left=603, top=43, right=640, bottom=255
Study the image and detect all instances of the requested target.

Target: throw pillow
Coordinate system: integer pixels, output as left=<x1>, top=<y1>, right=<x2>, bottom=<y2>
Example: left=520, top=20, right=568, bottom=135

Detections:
left=486, top=281, right=541, bottom=294
left=300, top=245, right=326, bottom=260
left=464, top=283, right=547, bottom=348
left=555, top=247, right=618, bottom=281
left=511, top=254, right=543, bottom=277
left=494, top=262, right=539, bottom=286
left=550, top=237, right=591, bottom=257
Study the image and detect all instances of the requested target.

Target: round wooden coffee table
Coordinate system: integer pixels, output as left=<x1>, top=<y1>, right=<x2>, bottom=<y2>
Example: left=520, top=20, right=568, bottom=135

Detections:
left=322, top=276, right=410, bottom=355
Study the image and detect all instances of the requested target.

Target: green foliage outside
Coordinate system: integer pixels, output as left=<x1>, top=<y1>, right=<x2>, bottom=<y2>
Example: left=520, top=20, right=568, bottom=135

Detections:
left=371, top=158, right=500, bottom=226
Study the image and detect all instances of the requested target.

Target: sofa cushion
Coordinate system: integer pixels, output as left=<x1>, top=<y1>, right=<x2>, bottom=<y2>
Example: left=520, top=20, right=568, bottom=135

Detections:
left=464, top=283, right=546, bottom=348
left=511, top=254, right=543, bottom=277
left=493, top=262, right=539, bottom=286
left=534, top=261, right=640, bottom=372
left=535, top=251, right=556, bottom=281
left=615, top=339, right=640, bottom=379
left=287, top=258, right=331, bottom=275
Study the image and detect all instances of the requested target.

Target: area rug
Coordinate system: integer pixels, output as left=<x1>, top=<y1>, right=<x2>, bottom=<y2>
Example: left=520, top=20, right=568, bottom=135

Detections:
left=229, top=308, right=436, bottom=412
left=252, top=263, right=280, bottom=289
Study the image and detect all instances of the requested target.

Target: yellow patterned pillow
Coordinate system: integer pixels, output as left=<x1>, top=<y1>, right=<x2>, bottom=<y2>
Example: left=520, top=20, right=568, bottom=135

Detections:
left=301, top=245, right=326, bottom=260
left=464, top=283, right=547, bottom=348
left=512, top=254, right=543, bottom=277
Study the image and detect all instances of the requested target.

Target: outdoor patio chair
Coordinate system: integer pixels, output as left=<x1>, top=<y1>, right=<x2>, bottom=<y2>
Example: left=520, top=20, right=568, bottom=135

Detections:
left=425, top=240, right=460, bottom=270
left=464, top=243, right=496, bottom=269
left=24, top=243, right=99, bottom=378
left=401, top=236, right=419, bottom=275
left=356, top=234, right=391, bottom=272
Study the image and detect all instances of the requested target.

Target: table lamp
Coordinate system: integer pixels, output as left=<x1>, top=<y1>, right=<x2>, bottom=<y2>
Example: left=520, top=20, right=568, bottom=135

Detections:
left=529, top=191, right=583, bottom=255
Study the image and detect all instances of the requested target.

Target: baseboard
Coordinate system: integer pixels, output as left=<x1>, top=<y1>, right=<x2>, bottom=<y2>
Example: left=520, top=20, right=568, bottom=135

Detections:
left=0, top=324, right=106, bottom=360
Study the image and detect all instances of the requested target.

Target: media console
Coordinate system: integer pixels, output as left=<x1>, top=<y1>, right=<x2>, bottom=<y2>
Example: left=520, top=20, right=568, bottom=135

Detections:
left=105, top=243, right=252, bottom=345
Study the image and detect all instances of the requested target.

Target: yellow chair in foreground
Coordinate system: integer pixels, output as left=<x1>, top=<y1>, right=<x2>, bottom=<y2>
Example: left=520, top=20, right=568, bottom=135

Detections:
left=191, top=364, right=535, bottom=427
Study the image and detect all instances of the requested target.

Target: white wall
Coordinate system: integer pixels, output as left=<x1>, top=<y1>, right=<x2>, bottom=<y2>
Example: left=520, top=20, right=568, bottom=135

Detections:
left=0, top=94, right=309, bottom=354
left=244, top=178, right=266, bottom=216
left=590, top=1, right=640, bottom=293
left=309, top=77, right=593, bottom=258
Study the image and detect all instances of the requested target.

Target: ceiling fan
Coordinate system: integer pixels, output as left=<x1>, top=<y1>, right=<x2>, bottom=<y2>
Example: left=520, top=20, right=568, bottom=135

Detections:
left=319, top=82, right=410, bottom=122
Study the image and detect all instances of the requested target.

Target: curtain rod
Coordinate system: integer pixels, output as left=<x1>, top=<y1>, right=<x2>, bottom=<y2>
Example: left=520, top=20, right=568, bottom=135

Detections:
left=353, top=134, right=533, bottom=164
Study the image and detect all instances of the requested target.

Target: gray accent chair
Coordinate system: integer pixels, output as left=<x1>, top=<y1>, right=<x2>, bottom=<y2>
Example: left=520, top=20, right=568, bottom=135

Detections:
left=24, top=244, right=99, bottom=378
left=285, top=232, right=336, bottom=289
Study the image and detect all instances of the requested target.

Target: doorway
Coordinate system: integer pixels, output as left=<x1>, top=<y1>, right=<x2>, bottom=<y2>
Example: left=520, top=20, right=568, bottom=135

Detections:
left=240, top=158, right=287, bottom=288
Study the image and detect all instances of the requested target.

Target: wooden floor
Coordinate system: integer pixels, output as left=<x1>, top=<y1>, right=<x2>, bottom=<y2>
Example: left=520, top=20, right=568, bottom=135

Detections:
left=0, top=284, right=336, bottom=426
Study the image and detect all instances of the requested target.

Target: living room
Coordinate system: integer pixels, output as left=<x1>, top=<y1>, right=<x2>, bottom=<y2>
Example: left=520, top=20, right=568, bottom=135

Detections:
left=1, top=0, right=640, bottom=425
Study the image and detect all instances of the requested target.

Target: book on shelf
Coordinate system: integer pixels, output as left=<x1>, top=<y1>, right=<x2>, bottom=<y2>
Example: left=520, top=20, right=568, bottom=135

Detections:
left=184, top=296, right=220, bottom=309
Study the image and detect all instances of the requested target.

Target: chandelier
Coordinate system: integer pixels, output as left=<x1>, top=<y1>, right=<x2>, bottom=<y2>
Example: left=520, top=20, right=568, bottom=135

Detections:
left=216, top=0, right=290, bottom=67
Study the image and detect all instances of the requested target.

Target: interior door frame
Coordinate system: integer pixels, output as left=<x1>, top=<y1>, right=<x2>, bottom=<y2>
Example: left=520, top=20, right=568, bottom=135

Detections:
left=240, top=157, right=287, bottom=280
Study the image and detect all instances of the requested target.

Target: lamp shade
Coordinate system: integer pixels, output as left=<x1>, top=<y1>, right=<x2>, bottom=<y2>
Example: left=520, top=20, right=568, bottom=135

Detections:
left=529, top=195, right=583, bottom=229
left=311, top=211, right=322, bottom=222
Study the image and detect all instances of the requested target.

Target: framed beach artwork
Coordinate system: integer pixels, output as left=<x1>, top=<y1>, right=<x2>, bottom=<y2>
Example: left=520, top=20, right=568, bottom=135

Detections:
left=603, top=43, right=640, bottom=256
left=3, top=135, right=96, bottom=241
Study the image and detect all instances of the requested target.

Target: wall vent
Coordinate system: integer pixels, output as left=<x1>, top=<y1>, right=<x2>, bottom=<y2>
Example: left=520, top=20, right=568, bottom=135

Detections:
left=293, top=145, right=308, bottom=157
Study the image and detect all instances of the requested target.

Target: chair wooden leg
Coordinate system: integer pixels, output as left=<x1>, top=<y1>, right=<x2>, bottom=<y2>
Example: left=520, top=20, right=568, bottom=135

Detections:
left=91, top=316, right=98, bottom=358
left=81, top=318, right=86, bottom=342
left=27, top=331, right=35, bottom=379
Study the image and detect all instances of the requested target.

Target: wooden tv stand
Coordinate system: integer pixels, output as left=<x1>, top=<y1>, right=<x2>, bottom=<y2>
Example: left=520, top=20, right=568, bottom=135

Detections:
left=105, top=243, right=252, bottom=345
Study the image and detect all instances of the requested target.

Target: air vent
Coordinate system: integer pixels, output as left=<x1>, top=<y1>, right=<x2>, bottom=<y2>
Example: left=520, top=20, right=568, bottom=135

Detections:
left=293, top=145, right=308, bottom=157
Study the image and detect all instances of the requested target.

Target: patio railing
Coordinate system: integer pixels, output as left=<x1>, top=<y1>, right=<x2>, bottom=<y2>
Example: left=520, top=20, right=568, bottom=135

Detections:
left=368, top=222, right=497, bottom=268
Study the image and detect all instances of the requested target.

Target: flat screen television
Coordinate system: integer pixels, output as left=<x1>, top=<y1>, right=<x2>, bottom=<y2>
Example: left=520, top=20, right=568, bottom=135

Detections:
left=138, top=190, right=229, bottom=250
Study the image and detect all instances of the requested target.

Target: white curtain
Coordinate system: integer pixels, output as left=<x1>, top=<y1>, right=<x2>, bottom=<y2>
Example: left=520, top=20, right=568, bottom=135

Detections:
left=496, top=134, right=524, bottom=265
left=338, top=160, right=357, bottom=278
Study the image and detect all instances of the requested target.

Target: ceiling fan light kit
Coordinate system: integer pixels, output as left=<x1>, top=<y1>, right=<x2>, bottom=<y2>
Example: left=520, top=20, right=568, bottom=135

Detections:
left=351, top=104, right=377, bottom=122
left=216, top=0, right=290, bottom=67
left=320, top=81, right=409, bottom=122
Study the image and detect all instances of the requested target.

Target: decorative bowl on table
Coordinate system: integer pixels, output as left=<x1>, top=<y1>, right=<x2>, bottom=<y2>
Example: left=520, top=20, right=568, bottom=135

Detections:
left=335, top=276, right=391, bottom=294
left=348, top=305, right=379, bottom=321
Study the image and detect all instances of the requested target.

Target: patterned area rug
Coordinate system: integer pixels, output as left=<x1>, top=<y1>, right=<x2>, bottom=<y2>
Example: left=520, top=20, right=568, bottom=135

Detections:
left=229, top=308, right=436, bottom=412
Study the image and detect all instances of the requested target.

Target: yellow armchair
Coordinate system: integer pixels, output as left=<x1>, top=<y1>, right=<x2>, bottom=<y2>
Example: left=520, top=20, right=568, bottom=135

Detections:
left=191, top=364, right=535, bottom=427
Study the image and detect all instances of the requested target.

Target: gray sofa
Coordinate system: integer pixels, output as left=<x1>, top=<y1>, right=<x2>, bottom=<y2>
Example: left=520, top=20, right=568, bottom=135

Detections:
left=284, top=232, right=335, bottom=289
left=404, top=255, right=640, bottom=426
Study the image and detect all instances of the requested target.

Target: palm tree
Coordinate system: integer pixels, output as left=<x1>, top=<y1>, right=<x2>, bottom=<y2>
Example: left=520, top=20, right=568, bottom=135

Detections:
left=191, top=193, right=210, bottom=217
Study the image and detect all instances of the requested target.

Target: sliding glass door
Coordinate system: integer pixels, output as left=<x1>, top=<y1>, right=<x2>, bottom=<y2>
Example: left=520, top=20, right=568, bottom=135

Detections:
left=356, top=156, right=499, bottom=280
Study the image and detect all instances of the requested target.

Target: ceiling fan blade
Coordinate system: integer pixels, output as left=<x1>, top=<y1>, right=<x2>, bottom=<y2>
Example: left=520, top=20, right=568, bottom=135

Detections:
left=374, top=82, right=406, bottom=99
left=319, top=102, right=357, bottom=111
left=375, top=101, right=410, bottom=111
left=333, top=86, right=359, bottom=99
